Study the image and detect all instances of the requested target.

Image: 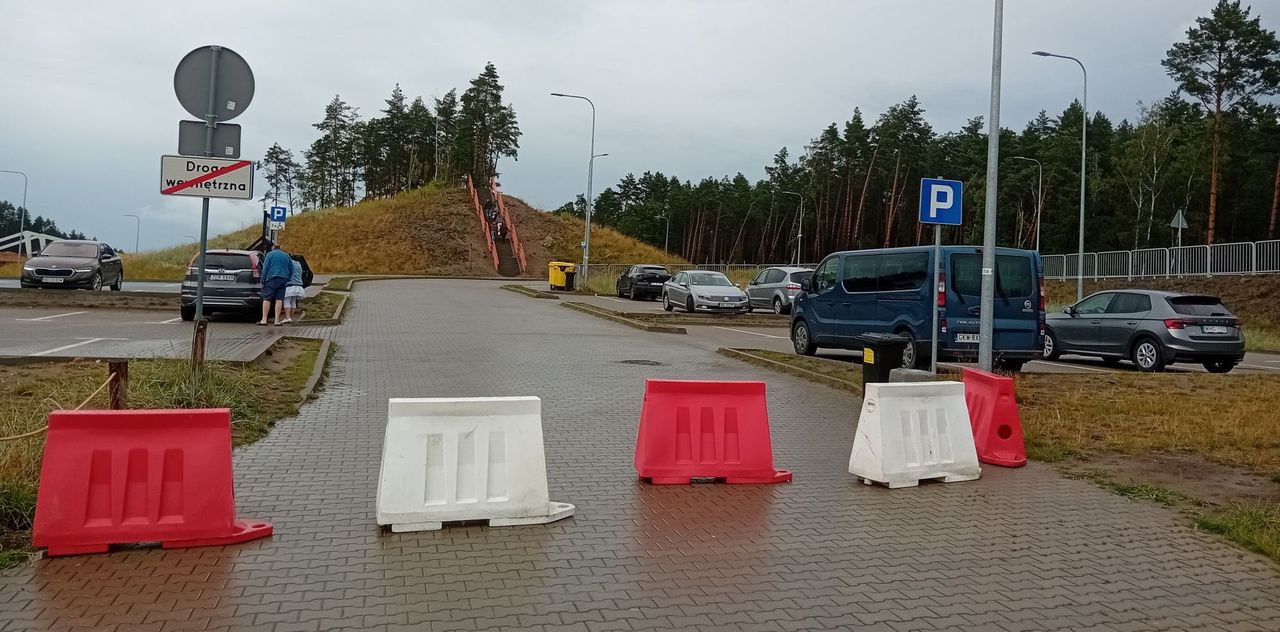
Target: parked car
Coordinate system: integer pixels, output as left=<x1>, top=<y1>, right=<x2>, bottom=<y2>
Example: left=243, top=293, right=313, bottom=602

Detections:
left=662, top=270, right=749, bottom=314
left=615, top=264, right=671, bottom=300
left=180, top=249, right=263, bottom=321
left=791, top=246, right=1044, bottom=371
left=20, top=239, right=124, bottom=291
left=1043, top=290, right=1245, bottom=373
left=744, top=266, right=813, bottom=315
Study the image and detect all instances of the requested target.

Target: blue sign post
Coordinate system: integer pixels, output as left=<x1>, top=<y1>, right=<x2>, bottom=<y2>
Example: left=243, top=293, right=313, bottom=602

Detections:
left=918, top=178, right=963, bottom=373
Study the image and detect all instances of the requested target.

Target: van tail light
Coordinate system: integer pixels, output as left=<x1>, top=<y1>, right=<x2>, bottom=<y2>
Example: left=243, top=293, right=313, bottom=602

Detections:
left=786, top=282, right=801, bottom=290
left=936, top=272, right=946, bottom=308
left=940, top=318, right=948, bottom=334
left=1164, top=319, right=1188, bottom=330
left=1039, top=276, right=1046, bottom=311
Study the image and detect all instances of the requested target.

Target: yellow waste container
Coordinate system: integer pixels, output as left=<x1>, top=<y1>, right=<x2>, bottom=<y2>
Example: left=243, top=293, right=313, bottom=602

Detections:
left=548, top=262, right=576, bottom=291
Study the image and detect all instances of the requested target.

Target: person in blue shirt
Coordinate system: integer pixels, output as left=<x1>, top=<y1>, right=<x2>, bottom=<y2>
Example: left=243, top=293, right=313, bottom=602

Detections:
left=281, top=258, right=304, bottom=324
left=259, top=245, right=293, bottom=326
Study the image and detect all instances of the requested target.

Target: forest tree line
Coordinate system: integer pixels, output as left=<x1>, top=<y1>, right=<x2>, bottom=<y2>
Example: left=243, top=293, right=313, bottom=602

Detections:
left=0, top=201, right=88, bottom=243
left=257, top=62, right=521, bottom=213
left=556, top=1, right=1280, bottom=262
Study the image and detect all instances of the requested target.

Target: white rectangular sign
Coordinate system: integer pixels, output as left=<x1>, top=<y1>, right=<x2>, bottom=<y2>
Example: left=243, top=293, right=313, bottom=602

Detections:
left=160, top=155, right=254, bottom=200
left=268, top=220, right=285, bottom=231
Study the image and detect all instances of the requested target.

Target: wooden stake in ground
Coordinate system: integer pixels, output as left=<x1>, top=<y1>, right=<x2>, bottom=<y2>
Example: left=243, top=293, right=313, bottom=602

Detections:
left=190, top=319, right=208, bottom=391
left=108, top=360, right=128, bottom=410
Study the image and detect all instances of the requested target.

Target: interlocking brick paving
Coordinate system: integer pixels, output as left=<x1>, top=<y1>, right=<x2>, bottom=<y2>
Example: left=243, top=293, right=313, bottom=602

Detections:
left=3, top=279, right=1279, bottom=631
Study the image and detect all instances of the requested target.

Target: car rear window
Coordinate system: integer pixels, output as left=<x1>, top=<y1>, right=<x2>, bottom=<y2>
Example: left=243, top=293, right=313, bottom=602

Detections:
left=789, top=271, right=812, bottom=283
left=950, top=253, right=1034, bottom=298
left=200, top=254, right=253, bottom=269
left=640, top=266, right=668, bottom=274
left=1167, top=296, right=1233, bottom=317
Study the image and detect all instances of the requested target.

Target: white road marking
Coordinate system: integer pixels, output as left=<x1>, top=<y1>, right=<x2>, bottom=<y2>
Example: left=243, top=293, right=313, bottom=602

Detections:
left=712, top=326, right=786, bottom=339
left=1028, top=360, right=1113, bottom=374
left=16, top=311, right=87, bottom=322
left=30, top=337, right=126, bottom=357
left=601, top=297, right=628, bottom=303
left=144, top=317, right=184, bottom=325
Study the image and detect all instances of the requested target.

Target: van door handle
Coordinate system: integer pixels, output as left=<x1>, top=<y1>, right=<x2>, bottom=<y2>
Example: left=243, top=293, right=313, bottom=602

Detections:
left=1126, top=320, right=1138, bottom=325
left=1090, top=320, right=1102, bottom=325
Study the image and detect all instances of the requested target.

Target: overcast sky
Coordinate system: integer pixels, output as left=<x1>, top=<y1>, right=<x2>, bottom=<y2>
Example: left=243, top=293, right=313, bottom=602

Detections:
left=1, top=1, right=1270, bottom=251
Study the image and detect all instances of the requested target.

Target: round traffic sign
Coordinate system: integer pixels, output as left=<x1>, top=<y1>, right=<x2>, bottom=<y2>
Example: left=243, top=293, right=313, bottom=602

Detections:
left=173, top=45, right=254, bottom=122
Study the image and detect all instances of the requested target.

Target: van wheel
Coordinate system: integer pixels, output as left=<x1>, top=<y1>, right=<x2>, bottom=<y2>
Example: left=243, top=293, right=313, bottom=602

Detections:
left=897, top=330, right=920, bottom=369
left=773, top=297, right=789, bottom=315
left=180, top=305, right=196, bottom=322
left=792, top=320, right=817, bottom=356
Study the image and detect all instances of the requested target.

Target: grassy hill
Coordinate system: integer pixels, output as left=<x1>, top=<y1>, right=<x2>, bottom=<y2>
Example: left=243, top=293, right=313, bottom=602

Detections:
left=12, top=183, right=685, bottom=282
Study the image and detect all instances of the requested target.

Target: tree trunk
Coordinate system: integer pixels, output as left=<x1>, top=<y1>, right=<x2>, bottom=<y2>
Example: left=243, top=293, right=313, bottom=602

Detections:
left=853, top=148, right=878, bottom=248
left=1207, top=105, right=1222, bottom=245
left=883, top=155, right=902, bottom=248
left=1270, top=159, right=1280, bottom=240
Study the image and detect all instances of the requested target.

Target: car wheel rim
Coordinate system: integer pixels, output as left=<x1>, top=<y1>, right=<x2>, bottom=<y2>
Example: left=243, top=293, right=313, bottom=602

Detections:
left=1044, top=335, right=1054, bottom=356
left=92, top=276, right=102, bottom=291
left=774, top=299, right=782, bottom=314
left=1137, top=343, right=1156, bottom=368
left=795, top=326, right=807, bottom=352
left=901, top=343, right=914, bottom=368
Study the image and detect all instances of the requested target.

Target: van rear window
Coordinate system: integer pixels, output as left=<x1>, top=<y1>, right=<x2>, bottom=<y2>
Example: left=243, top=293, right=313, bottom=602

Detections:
left=950, top=254, right=1033, bottom=298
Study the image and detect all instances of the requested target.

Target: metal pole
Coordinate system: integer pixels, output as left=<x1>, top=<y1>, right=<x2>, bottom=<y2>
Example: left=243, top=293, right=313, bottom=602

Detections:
left=550, top=93, right=597, bottom=281
left=0, top=170, right=28, bottom=256
left=931, top=224, right=941, bottom=374
left=123, top=214, right=140, bottom=253
left=1033, top=51, right=1087, bottom=300
left=978, top=0, right=1003, bottom=372
left=194, top=46, right=221, bottom=322
left=664, top=203, right=671, bottom=253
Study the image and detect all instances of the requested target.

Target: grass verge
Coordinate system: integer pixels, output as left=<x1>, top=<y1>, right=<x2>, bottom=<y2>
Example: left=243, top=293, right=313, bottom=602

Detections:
left=300, top=291, right=346, bottom=321
left=0, top=337, right=328, bottom=569
left=502, top=284, right=559, bottom=299
left=717, top=348, right=862, bottom=395
left=1196, top=504, right=1280, bottom=561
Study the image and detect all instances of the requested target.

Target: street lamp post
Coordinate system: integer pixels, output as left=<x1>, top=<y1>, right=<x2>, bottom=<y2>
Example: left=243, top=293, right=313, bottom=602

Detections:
left=780, top=191, right=803, bottom=265
left=977, top=0, right=1005, bottom=372
left=1011, top=156, right=1043, bottom=252
left=0, top=169, right=29, bottom=256
left=1034, top=50, right=1087, bottom=301
left=123, top=214, right=141, bottom=253
left=662, top=203, right=671, bottom=253
left=551, top=92, right=597, bottom=281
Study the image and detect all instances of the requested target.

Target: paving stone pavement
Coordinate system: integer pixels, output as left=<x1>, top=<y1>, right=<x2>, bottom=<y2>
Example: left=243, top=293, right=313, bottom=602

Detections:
left=3, top=278, right=1279, bottom=632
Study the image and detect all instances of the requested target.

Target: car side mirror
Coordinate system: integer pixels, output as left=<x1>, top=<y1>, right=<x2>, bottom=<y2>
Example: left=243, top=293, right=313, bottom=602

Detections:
left=100, top=253, right=111, bottom=260
left=800, top=278, right=812, bottom=292
left=1064, top=306, right=1075, bottom=315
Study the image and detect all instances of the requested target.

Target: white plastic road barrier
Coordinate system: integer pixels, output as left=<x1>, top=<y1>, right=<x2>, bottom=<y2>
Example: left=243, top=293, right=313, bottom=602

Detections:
left=376, top=396, right=575, bottom=532
left=848, top=381, right=981, bottom=488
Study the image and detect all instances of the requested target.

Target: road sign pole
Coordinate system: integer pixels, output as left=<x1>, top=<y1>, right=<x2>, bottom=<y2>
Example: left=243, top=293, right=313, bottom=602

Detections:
left=978, top=0, right=1004, bottom=372
left=194, top=46, right=221, bottom=322
left=931, top=224, right=941, bottom=374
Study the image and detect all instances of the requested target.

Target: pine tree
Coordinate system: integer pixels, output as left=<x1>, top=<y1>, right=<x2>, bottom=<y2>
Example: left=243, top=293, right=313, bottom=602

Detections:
left=1163, top=0, right=1280, bottom=243
left=455, top=63, right=521, bottom=184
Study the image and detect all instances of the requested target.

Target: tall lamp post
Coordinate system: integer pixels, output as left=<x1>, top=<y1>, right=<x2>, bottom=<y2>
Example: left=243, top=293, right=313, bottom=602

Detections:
left=551, top=92, right=597, bottom=281
left=1011, top=156, right=1043, bottom=252
left=661, top=203, right=671, bottom=253
left=780, top=191, right=803, bottom=264
left=123, top=214, right=141, bottom=253
left=1034, top=50, right=1087, bottom=301
left=0, top=169, right=28, bottom=255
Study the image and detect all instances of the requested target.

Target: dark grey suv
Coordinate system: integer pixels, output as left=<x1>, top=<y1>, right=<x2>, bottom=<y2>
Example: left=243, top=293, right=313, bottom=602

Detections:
left=1043, top=290, right=1245, bottom=373
left=180, top=249, right=263, bottom=321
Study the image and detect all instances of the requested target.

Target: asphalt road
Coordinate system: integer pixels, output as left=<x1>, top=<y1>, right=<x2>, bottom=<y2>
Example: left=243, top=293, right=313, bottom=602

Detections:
left=0, top=278, right=181, bottom=292
left=0, top=307, right=328, bottom=361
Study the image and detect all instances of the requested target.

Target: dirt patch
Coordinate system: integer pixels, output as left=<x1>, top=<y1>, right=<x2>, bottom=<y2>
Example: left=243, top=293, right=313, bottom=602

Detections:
left=1062, top=453, right=1280, bottom=508
left=255, top=338, right=309, bottom=373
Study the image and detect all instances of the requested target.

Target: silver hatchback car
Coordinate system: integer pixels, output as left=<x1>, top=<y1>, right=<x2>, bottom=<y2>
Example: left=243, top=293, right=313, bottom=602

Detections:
left=1043, top=289, right=1245, bottom=372
left=744, top=266, right=813, bottom=315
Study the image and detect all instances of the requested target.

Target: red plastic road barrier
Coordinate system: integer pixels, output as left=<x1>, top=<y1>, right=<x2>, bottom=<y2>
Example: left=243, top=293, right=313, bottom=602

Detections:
left=635, top=379, right=791, bottom=484
left=961, top=368, right=1027, bottom=467
left=32, top=409, right=272, bottom=556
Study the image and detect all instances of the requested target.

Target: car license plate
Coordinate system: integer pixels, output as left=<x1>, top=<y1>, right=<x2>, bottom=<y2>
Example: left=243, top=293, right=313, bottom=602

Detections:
left=719, top=302, right=734, bottom=308
left=42, top=277, right=64, bottom=283
left=955, top=333, right=980, bottom=343
left=1202, top=325, right=1230, bottom=334
left=209, top=274, right=236, bottom=282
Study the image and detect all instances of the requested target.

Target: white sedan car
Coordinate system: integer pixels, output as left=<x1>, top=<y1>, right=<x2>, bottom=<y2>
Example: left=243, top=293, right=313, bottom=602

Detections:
left=661, top=270, right=749, bottom=314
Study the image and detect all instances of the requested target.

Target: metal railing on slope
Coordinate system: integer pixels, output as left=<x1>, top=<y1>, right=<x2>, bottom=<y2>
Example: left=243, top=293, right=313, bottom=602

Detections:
left=489, top=177, right=527, bottom=276
left=465, top=176, right=500, bottom=271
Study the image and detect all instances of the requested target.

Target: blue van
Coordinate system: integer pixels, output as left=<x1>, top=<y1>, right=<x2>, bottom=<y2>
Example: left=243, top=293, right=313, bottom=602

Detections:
left=790, top=246, right=1044, bottom=371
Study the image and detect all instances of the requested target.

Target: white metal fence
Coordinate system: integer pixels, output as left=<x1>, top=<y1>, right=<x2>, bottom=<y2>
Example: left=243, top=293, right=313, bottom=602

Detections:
left=1043, top=240, right=1280, bottom=280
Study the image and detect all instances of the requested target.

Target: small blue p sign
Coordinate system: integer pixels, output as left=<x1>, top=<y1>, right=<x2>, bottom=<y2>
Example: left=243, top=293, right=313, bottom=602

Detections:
left=269, top=206, right=287, bottom=222
left=918, top=178, right=963, bottom=226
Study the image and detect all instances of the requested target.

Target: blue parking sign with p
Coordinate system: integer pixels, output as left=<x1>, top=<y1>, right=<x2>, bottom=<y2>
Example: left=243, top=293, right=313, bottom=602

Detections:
left=918, top=178, right=963, bottom=226
left=269, top=206, right=288, bottom=222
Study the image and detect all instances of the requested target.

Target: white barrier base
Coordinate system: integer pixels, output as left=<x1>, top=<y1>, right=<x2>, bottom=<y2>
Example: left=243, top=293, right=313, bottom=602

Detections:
left=390, top=501, right=575, bottom=533
left=849, top=381, right=981, bottom=489
left=377, top=396, right=575, bottom=533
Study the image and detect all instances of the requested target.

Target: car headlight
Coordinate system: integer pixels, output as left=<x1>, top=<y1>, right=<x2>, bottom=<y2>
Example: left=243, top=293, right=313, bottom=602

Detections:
left=22, top=265, right=34, bottom=271
left=73, top=268, right=93, bottom=273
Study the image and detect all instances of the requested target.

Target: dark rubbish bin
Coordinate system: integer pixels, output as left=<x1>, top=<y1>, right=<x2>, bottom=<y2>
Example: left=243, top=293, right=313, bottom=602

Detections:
left=855, top=333, right=910, bottom=388
left=563, top=269, right=576, bottom=292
